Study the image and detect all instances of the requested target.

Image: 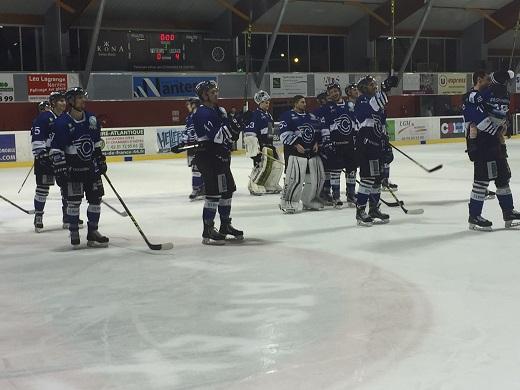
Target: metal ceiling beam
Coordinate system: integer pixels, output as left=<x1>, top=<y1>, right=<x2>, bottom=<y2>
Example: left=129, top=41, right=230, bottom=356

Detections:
left=484, top=0, right=520, bottom=43
left=255, top=0, right=289, bottom=88
left=215, top=0, right=250, bottom=21
left=467, top=7, right=505, bottom=31
left=81, top=0, right=106, bottom=89
left=369, top=0, right=425, bottom=40
left=398, top=0, right=434, bottom=75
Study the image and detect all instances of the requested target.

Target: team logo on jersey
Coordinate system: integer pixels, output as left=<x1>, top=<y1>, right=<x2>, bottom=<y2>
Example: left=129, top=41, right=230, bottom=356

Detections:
left=297, top=124, right=315, bottom=143
left=73, top=134, right=94, bottom=162
left=89, top=116, right=98, bottom=130
left=373, top=116, right=384, bottom=136
left=332, top=114, right=353, bottom=136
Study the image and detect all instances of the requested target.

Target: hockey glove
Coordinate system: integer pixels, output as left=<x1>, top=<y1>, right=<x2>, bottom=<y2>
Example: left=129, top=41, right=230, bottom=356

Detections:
left=381, top=76, right=399, bottom=92
left=227, top=116, right=243, bottom=142
left=94, top=152, right=107, bottom=175
left=321, top=141, right=336, bottom=158
left=171, top=142, right=186, bottom=153
left=382, top=147, right=394, bottom=164
left=52, top=152, right=70, bottom=186
left=35, top=149, right=53, bottom=170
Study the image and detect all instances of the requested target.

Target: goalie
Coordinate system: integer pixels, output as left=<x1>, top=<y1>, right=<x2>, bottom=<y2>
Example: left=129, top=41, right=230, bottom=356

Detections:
left=243, top=90, right=283, bottom=195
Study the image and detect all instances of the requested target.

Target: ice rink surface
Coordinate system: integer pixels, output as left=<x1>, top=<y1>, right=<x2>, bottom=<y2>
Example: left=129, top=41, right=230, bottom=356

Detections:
left=1, top=140, right=520, bottom=390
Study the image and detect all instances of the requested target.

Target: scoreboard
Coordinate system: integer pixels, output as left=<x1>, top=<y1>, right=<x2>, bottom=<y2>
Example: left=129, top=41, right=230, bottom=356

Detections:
left=90, top=30, right=233, bottom=72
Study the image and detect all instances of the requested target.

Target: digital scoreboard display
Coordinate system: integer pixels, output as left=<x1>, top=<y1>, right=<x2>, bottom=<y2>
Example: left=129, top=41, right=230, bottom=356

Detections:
left=92, top=30, right=233, bottom=72
left=129, top=32, right=197, bottom=70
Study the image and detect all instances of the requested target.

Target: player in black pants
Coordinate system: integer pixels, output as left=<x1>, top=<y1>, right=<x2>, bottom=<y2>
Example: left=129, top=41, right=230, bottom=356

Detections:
left=50, top=88, right=108, bottom=248
left=192, top=81, right=244, bottom=245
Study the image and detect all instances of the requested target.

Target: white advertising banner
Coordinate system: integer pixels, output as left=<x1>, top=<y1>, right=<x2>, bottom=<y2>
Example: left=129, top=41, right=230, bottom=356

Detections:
left=0, top=74, right=15, bottom=102
left=270, top=73, right=308, bottom=97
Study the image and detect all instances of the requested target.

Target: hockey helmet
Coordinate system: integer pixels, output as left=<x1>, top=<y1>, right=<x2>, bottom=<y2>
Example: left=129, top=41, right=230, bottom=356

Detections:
left=49, top=91, right=65, bottom=106
left=326, top=81, right=341, bottom=92
left=357, top=75, right=377, bottom=94
left=345, top=83, right=358, bottom=95
left=187, top=97, right=200, bottom=105
left=65, top=87, right=87, bottom=106
left=254, top=90, right=271, bottom=105
left=38, top=101, right=50, bottom=112
left=195, top=80, right=218, bottom=99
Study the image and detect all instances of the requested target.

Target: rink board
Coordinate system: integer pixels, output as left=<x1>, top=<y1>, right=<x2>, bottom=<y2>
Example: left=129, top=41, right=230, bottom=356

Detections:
left=0, top=115, right=514, bottom=168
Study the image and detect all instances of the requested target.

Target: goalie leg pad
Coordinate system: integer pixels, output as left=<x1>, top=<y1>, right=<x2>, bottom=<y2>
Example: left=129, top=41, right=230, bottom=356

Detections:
left=302, top=156, right=325, bottom=210
left=258, top=147, right=283, bottom=193
left=280, top=155, right=307, bottom=213
left=249, top=164, right=267, bottom=195
left=244, top=136, right=260, bottom=158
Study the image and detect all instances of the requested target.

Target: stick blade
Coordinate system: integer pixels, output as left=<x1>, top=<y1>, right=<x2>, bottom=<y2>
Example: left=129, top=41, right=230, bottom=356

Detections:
left=428, top=164, right=443, bottom=173
left=405, top=208, right=424, bottom=215
left=148, top=242, right=174, bottom=251
left=28, top=209, right=36, bottom=215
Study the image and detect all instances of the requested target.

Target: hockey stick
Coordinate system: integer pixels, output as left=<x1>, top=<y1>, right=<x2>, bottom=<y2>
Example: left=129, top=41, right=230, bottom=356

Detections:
left=383, top=185, right=423, bottom=215
left=390, top=143, right=443, bottom=173
left=260, top=150, right=285, bottom=165
left=102, top=173, right=173, bottom=251
left=0, top=194, right=35, bottom=214
left=102, top=199, right=128, bottom=217
left=509, top=8, right=520, bottom=69
left=390, top=0, right=396, bottom=75
left=17, top=163, right=34, bottom=193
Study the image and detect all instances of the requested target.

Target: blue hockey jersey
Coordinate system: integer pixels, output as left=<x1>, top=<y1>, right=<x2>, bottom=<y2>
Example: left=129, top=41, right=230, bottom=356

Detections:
left=481, top=83, right=509, bottom=122
left=192, top=105, right=233, bottom=149
left=182, top=112, right=198, bottom=145
left=463, top=89, right=503, bottom=160
left=278, top=110, right=322, bottom=150
left=354, top=91, right=389, bottom=157
left=31, top=110, right=58, bottom=156
left=320, top=100, right=357, bottom=143
left=50, top=111, right=102, bottom=170
left=463, top=89, right=501, bottom=136
left=244, top=108, right=274, bottom=138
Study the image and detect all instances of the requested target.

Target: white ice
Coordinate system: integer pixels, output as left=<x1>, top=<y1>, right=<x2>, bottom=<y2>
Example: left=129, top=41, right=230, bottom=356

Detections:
left=1, top=140, right=520, bottom=390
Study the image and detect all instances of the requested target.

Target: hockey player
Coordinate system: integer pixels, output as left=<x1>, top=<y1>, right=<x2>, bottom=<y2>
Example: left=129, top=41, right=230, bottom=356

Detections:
left=380, top=110, right=399, bottom=192
left=354, top=75, right=398, bottom=226
left=313, top=92, right=333, bottom=205
left=319, top=82, right=358, bottom=208
left=192, top=80, right=243, bottom=245
left=279, top=95, right=325, bottom=213
left=243, top=90, right=283, bottom=195
left=50, top=87, right=109, bottom=248
left=182, top=98, right=205, bottom=200
left=344, top=83, right=360, bottom=204
left=463, top=70, right=520, bottom=231
left=31, top=91, right=77, bottom=232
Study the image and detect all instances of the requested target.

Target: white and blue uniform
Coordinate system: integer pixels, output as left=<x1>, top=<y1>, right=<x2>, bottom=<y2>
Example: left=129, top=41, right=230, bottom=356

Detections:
left=279, top=109, right=322, bottom=165
left=31, top=110, right=64, bottom=218
left=245, top=108, right=275, bottom=146
left=50, top=111, right=105, bottom=234
left=463, top=86, right=513, bottom=218
left=192, top=105, right=237, bottom=225
left=354, top=91, right=392, bottom=209
left=319, top=100, right=359, bottom=200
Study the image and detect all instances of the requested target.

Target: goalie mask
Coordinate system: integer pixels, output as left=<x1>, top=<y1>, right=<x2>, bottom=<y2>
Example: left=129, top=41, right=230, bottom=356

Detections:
left=254, top=90, right=271, bottom=105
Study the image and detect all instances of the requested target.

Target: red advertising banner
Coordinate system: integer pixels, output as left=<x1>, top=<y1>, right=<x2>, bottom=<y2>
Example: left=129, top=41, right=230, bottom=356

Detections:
left=27, top=74, right=79, bottom=102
